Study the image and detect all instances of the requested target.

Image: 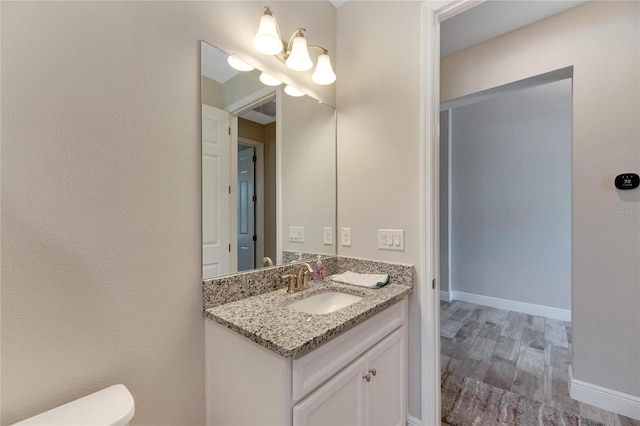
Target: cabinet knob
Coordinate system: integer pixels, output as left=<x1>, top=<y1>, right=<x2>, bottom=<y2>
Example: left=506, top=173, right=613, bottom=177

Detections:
left=369, top=368, right=377, bottom=376
left=362, top=373, right=371, bottom=382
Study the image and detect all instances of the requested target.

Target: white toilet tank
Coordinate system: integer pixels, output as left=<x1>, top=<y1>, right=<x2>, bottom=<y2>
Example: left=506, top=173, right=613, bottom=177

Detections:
left=12, top=384, right=135, bottom=426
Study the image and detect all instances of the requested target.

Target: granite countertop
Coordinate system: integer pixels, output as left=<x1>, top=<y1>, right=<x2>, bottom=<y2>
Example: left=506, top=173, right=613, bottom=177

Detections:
left=204, top=280, right=412, bottom=359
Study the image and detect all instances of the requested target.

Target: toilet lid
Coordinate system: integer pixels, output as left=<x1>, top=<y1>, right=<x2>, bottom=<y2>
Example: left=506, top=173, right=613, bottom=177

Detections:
left=13, top=384, right=135, bottom=426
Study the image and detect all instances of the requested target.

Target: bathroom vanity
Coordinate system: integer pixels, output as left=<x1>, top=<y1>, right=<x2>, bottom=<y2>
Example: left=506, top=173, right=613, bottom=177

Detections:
left=205, top=297, right=407, bottom=425
left=203, top=259, right=412, bottom=426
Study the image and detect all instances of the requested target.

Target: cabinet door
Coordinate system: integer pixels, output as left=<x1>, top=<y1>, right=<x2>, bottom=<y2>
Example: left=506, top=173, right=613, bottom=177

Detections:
left=293, top=356, right=368, bottom=426
left=366, top=327, right=407, bottom=426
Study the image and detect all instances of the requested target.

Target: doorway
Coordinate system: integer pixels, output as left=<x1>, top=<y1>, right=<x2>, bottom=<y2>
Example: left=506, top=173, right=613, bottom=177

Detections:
left=439, top=75, right=573, bottom=314
left=421, top=3, right=586, bottom=425
left=439, top=71, right=573, bottom=420
left=231, top=97, right=276, bottom=272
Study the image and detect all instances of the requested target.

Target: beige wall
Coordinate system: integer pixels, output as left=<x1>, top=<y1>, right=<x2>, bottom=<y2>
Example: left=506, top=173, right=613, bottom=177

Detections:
left=238, top=117, right=266, bottom=143
left=221, top=70, right=266, bottom=109
left=442, top=1, right=640, bottom=397
left=202, top=76, right=224, bottom=109
left=280, top=93, right=337, bottom=256
left=0, top=1, right=335, bottom=424
left=336, top=1, right=424, bottom=419
left=264, top=122, right=277, bottom=261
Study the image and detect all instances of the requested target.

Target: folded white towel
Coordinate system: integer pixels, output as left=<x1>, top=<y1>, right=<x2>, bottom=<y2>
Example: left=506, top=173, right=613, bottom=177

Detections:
left=331, top=271, right=389, bottom=289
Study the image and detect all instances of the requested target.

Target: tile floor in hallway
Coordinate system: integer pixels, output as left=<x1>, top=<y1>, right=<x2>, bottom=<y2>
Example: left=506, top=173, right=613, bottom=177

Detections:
left=440, top=299, right=640, bottom=426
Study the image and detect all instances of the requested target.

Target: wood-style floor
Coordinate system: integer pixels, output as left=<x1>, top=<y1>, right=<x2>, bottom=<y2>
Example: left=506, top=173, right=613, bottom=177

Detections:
left=440, top=299, right=640, bottom=426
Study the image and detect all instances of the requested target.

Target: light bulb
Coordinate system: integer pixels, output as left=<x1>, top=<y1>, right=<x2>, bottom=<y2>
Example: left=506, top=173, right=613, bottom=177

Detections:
left=285, top=34, right=313, bottom=71
left=259, top=73, right=282, bottom=87
left=311, top=53, right=336, bottom=85
left=227, top=55, right=254, bottom=72
left=284, top=85, right=305, bottom=97
left=253, top=12, right=283, bottom=55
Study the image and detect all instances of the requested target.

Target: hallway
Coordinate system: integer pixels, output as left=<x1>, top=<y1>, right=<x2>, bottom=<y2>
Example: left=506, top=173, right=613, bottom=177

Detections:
left=440, top=300, right=640, bottom=425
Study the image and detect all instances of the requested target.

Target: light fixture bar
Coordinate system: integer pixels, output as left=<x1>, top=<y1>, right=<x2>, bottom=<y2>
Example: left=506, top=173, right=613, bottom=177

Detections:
left=252, top=6, right=336, bottom=86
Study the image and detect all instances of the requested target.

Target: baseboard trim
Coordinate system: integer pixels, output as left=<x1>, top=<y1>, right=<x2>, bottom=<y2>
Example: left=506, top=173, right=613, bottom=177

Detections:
left=450, top=291, right=571, bottom=321
left=440, top=291, right=450, bottom=301
left=407, top=415, right=422, bottom=426
left=569, top=366, right=640, bottom=420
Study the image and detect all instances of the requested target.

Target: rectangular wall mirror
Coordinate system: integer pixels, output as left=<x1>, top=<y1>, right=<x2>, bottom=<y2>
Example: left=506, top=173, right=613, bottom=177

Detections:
left=201, top=41, right=337, bottom=279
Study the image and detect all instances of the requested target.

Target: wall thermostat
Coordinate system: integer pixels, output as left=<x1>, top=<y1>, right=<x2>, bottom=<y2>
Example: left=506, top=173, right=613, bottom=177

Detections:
left=615, top=173, right=639, bottom=190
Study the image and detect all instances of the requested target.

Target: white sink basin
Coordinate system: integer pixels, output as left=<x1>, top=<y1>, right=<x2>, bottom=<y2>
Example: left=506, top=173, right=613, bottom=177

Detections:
left=287, top=292, right=363, bottom=315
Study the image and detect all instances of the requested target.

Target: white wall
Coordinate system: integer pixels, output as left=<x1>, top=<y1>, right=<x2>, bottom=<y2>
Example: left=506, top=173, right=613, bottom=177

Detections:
left=441, top=0, right=640, bottom=398
left=336, top=1, right=423, bottom=419
left=449, top=79, right=572, bottom=310
left=0, top=2, right=336, bottom=424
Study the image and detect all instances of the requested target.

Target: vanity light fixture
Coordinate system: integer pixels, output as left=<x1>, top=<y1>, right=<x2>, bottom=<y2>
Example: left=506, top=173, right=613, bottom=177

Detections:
left=253, top=6, right=336, bottom=85
left=253, top=7, right=283, bottom=55
left=227, top=55, right=255, bottom=72
left=285, top=30, right=313, bottom=71
left=259, top=72, right=282, bottom=86
left=311, top=51, right=337, bottom=85
left=284, top=85, right=305, bottom=97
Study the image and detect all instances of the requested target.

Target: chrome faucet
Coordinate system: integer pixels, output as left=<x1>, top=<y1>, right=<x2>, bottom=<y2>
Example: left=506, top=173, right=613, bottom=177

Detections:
left=282, top=263, right=313, bottom=293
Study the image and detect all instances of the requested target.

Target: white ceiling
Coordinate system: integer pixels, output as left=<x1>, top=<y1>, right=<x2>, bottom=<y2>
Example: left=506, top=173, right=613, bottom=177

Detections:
left=441, top=0, right=588, bottom=57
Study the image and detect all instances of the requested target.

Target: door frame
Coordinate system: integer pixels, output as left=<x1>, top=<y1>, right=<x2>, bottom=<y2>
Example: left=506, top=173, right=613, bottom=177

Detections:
left=420, top=1, right=486, bottom=425
left=238, top=137, right=265, bottom=269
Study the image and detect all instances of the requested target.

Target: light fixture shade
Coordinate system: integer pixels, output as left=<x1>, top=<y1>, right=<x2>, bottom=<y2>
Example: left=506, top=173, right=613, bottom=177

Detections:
left=285, top=36, right=313, bottom=71
left=253, top=13, right=283, bottom=55
left=311, top=53, right=336, bottom=85
left=259, top=72, right=282, bottom=87
left=227, top=55, right=254, bottom=72
left=284, top=85, right=305, bottom=97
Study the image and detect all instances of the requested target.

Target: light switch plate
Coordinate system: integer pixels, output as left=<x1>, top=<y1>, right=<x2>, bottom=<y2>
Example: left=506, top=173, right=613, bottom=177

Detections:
left=378, top=229, right=404, bottom=251
left=341, top=227, right=351, bottom=247
left=323, top=227, right=333, bottom=245
left=289, top=226, right=304, bottom=243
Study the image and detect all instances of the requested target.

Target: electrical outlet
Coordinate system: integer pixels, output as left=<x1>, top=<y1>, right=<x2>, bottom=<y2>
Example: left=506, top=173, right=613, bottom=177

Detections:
left=289, top=226, right=304, bottom=243
left=378, top=229, right=404, bottom=251
left=323, top=227, right=333, bottom=245
left=341, top=227, right=351, bottom=247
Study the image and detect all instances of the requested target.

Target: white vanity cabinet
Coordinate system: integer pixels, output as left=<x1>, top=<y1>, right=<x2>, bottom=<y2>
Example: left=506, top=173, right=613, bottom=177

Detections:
left=204, top=297, right=408, bottom=426
left=292, top=326, right=406, bottom=426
